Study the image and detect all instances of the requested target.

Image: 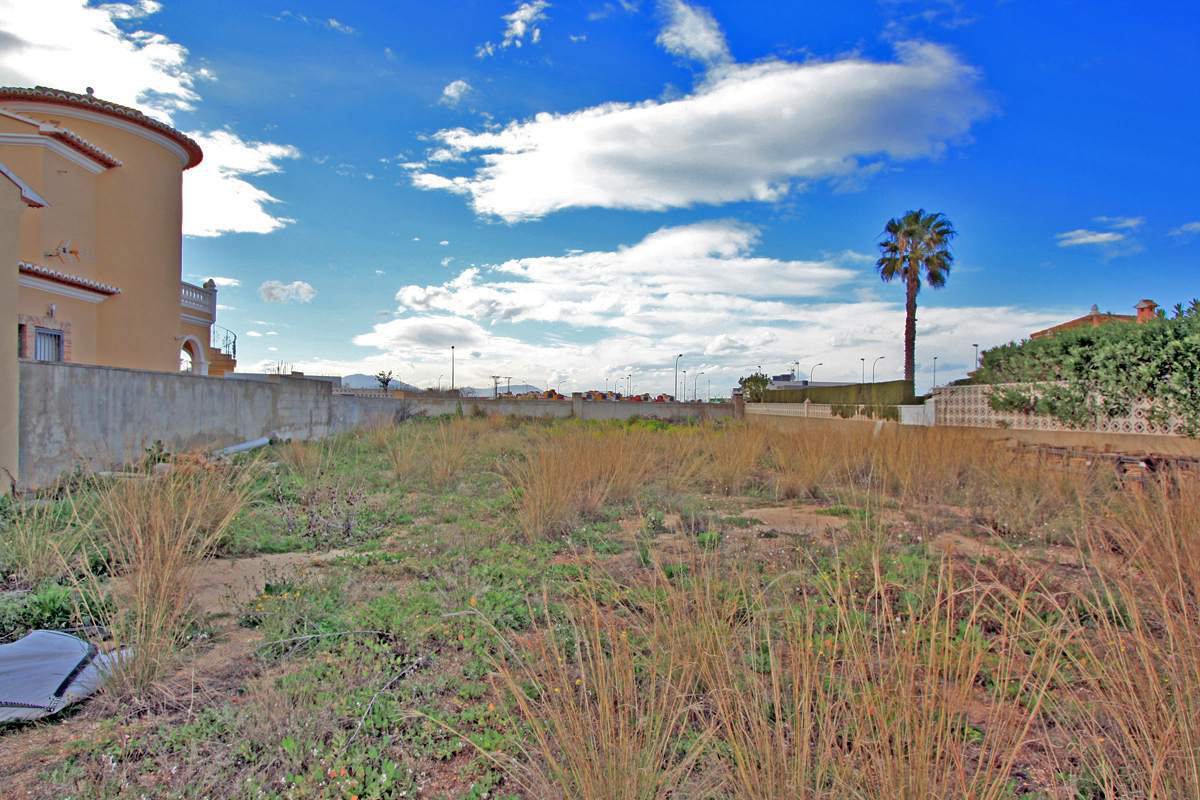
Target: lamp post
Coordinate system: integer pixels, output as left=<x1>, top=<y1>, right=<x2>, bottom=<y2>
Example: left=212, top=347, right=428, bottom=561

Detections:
left=706, top=377, right=710, bottom=402
left=450, top=345, right=455, bottom=391
left=437, top=374, right=443, bottom=391
left=682, top=369, right=687, bottom=400
left=932, top=356, right=938, bottom=388
left=860, top=357, right=865, bottom=384
left=872, top=356, right=885, bottom=383
left=809, top=361, right=823, bottom=385
left=972, top=343, right=979, bottom=370
left=694, top=371, right=704, bottom=401
left=673, top=354, right=683, bottom=401
left=627, top=373, right=633, bottom=396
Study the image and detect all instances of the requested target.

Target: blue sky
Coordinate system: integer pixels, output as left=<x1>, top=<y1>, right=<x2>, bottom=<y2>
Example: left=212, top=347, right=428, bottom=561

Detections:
left=2, top=0, right=1197, bottom=394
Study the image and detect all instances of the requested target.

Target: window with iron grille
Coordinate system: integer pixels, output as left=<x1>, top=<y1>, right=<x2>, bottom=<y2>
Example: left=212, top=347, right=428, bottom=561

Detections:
left=34, top=328, right=63, bottom=362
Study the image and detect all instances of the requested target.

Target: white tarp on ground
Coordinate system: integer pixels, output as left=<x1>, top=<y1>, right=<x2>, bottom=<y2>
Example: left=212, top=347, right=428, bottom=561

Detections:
left=0, top=630, right=117, bottom=722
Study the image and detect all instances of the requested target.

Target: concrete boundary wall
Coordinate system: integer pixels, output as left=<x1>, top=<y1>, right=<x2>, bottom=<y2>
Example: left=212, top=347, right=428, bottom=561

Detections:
left=18, top=362, right=730, bottom=488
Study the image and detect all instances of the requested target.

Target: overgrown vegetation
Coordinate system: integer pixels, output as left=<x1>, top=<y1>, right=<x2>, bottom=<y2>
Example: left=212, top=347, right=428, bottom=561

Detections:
left=979, top=298, right=1200, bottom=434
left=2, top=415, right=1196, bottom=799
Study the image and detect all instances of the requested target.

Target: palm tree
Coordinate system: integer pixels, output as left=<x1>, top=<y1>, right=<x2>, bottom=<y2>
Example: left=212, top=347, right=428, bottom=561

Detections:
left=877, top=209, right=956, bottom=385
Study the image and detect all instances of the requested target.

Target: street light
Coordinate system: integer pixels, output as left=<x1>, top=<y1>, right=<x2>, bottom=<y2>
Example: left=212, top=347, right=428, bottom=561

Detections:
left=627, top=373, right=633, bottom=396
left=437, top=373, right=443, bottom=391
left=682, top=369, right=687, bottom=399
left=809, top=361, right=823, bottom=385
left=450, top=345, right=455, bottom=390
left=694, top=371, right=704, bottom=401
left=932, top=356, right=938, bottom=388
left=872, top=356, right=886, bottom=383
left=673, top=354, right=683, bottom=401
left=972, top=343, right=979, bottom=370
left=860, top=357, right=866, bottom=384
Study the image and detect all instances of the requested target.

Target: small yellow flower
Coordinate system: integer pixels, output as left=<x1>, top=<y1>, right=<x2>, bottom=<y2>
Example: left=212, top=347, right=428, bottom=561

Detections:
left=468, top=596, right=477, bottom=607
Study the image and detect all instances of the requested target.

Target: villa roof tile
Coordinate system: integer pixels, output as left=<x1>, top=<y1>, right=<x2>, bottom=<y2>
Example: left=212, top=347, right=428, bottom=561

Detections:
left=0, top=86, right=202, bottom=169
left=18, top=261, right=121, bottom=296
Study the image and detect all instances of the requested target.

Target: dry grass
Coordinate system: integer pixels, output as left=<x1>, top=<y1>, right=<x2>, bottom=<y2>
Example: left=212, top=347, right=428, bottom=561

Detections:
left=70, top=461, right=256, bottom=707
left=487, top=588, right=712, bottom=799
left=427, top=420, right=472, bottom=488
left=1066, top=476, right=1200, bottom=796
left=278, top=438, right=331, bottom=484
left=1, top=486, right=88, bottom=586
left=505, top=426, right=654, bottom=540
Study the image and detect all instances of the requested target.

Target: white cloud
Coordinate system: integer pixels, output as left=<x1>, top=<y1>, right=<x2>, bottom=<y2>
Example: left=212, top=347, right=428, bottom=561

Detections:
left=1169, top=221, right=1200, bottom=237
left=656, top=0, right=730, bottom=66
left=412, top=42, right=988, bottom=221
left=245, top=330, right=263, bottom=337
left=440, top=79, right=472, bottom=107
left=0, top=0, right=197, bottom=121
left=267, top=346, right=278, bottom=352
left=206, top=276, right=241, bottom=287
left=1093, top=215, right=1144, bottom=230
left=265, top=331, right=278, bottom=335
left=259, top=280, right=316, bottom=304
left=439, top=240, right=450, bottom=246
left=326, top=18, right=354, bottom=34
left=375, top=269, right=386, bottom=276
left=1055, top=229, right=1125, bottom=248
left=477, top=0, right=550, bottom=57
left=395, top=221, right=854, bottom=334
left=440, top=257, right=455, bottom=268
left=183, top=130, right=301, bottom=237
left=0, top=0, right=300, bottom=238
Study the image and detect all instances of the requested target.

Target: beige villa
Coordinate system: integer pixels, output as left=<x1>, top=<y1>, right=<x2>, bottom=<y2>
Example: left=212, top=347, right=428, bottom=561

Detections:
left=1, top=85, right=237, bottom=492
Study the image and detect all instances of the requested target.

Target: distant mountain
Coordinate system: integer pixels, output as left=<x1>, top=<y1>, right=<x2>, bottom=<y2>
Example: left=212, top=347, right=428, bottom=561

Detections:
left=341, top=373, right=421, bottom=391
left=460, top=383, right=542, bottom=397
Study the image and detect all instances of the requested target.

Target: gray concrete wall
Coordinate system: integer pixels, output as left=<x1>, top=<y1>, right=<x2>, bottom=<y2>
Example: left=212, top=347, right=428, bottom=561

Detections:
left=18, top=362, right=732, bottom=488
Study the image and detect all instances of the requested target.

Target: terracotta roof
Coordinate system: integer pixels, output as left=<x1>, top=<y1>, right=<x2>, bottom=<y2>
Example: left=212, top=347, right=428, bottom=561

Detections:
left=0, top=86, right=202, bottom=169
left=0, top=162, right=46, bottom=207
left=1029, top=308, right=1135, bottom=340
left=0, top=108, right=123, bottom=168
left=18, top=261, right=121, bottom=296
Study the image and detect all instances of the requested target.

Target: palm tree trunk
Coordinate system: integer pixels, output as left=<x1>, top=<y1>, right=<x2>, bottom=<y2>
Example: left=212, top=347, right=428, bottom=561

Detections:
left=904, top=269, right=918, bottom=385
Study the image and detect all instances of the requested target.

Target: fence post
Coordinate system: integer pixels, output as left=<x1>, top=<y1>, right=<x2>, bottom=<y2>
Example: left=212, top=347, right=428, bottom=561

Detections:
left=571, top=392, right=584, bottom=419
left=733, top=392, right=745, bottom=420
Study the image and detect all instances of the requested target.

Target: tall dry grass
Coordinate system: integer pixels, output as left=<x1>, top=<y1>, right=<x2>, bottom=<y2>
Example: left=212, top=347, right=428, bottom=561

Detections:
left=427, top=420, right=471, bottom=488
left=71, top=462, right=256, bottom=705
left=1, top=486, right=88, bottom=585
left=662, top=557, right=1061, bottom=798
left=278, top=438, right=331, bottom=484
left=486, top=589, right=711, bottom=799
left=1066, top=475, right=1200, bottom=796
left=505, top=427, right=653, bottom=540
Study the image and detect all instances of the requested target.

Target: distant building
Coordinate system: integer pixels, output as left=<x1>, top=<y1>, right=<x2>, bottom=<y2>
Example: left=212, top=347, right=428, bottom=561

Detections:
left=1029, top=299, right=1158, bottom=340
left=766, top=373, right=856, bottom=391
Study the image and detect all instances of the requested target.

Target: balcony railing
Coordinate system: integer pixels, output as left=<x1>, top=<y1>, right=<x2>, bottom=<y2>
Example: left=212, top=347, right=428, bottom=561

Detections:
left=211, top=324, right=237, bottom=359
left=181, top=281, right=216, bottom=315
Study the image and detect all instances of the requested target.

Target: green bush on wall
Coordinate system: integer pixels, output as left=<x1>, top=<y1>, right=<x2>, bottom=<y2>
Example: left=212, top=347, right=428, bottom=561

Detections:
left=763, top=379, right=915, bottom=407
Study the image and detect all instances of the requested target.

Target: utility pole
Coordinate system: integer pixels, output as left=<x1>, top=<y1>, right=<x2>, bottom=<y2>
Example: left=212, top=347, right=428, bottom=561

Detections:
left=860, top=357, right=865, bottom=384
left=682, top=370, right=687, bottom=400
left=932, top=356, right=938, bottom=388
left=673, top=354, right=683, bottom=401
left=450, top=345, right=455, bottom=391
left=503, top=376, right=512, bottom=395
left=627, top=373, right=633, bottom=396
left=491, top=375, right=501, bottom=398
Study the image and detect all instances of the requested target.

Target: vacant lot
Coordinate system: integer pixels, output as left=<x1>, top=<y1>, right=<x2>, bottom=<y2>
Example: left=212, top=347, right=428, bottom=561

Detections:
left=1, top=416, right=1197, bottom=799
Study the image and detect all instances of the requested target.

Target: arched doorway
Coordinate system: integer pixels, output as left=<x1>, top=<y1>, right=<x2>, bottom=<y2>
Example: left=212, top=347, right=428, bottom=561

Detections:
left=179, top=336, right=209, bottom=376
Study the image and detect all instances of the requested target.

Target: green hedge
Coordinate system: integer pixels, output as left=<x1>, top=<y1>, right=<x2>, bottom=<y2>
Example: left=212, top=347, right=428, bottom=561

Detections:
left=763, top=379, right=915, bottom=406
left=978, top=300, right=1200, bottom=436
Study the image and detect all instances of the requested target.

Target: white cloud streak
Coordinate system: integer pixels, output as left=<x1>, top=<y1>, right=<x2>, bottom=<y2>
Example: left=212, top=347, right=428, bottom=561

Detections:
left=411, top=42, right=988, bottom=220
left=183, top=130, right=300, bottom=236
left=1055, top=229, right=1125, bottom=248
